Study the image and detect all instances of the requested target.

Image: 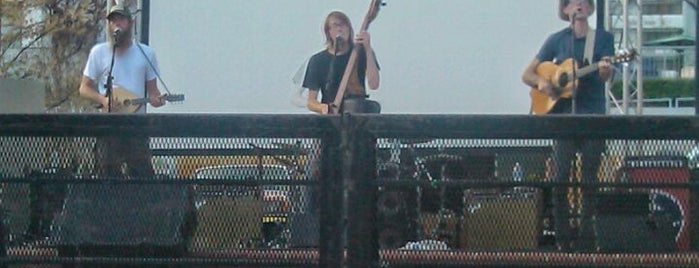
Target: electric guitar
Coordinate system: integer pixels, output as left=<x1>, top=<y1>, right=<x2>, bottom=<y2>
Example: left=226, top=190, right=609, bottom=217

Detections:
left=529, top=49, right=636, bottom=115
left=104, top=86, right=184, bottom=113
left=330, top=0, right=384, bottom=114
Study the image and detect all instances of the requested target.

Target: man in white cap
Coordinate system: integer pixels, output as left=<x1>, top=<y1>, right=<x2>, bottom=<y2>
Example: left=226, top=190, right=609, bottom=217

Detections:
left=79, top=3, right=165, bottom=178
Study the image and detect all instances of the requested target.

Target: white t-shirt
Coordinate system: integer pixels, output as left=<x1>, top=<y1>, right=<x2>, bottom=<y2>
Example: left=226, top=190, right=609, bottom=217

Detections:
left=83, top=41, right=159, bottom=113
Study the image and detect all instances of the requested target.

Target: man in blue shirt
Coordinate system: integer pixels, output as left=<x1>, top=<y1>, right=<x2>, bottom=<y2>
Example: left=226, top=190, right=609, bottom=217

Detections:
left=521, top=0, right=614, bottom=252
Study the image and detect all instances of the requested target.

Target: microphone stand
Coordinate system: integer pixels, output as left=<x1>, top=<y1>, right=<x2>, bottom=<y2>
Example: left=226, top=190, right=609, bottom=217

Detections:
left=569, top=13, right=578, bottom=115
left=105, top=41, right=119, bottom=113
left=325, top=37, right=340, bottom=113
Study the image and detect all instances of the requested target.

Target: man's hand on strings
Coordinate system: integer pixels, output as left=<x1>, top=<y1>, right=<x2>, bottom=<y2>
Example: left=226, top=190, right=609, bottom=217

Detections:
left=102, top=95, right=123, bottom=112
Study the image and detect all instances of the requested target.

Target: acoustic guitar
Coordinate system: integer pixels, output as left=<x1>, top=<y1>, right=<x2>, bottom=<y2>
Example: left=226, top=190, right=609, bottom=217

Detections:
left=105, top=86, right=184, bottom=113
left=330, top=0, right=384, bottom=114
left=529, top=49, right=636, bottom=115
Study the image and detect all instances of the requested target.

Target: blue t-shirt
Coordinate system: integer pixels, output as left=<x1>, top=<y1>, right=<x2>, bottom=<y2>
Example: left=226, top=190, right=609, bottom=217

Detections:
left=536, top=27, right=614, bottom=114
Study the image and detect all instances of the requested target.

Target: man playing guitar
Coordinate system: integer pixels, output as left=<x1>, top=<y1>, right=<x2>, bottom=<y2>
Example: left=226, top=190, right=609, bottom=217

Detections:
left=79, top=4, right=165, bottom=113
left=303, top=10, right=381, bottom=114
left=520, top=0, right=614, bottom=253
left=78, top=3, right=165, bottom=177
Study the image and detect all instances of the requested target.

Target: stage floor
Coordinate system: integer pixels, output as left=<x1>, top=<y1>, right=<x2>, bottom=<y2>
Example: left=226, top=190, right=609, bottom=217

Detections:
left=7, top=247, right=699, bottom=267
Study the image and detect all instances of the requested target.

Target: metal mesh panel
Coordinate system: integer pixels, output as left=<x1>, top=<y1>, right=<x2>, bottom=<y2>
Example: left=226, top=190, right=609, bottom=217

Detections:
left=2, top=115, right=699, bottom=267
left=373, top=138, right=695, bottom=253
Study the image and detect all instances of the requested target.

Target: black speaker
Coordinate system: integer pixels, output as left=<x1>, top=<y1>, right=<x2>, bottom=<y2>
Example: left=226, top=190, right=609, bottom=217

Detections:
left=376, top=189, right=415, bottom=249
left=596, top=192, right=677, bottom=253
left=25, top=168, right=69, bottom=241
left=50, top=183, right=195, bottom=257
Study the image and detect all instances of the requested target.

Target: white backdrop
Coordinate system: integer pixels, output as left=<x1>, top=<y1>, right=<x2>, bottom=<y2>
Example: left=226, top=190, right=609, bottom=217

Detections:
left=149, top=0, right=566, bottom=114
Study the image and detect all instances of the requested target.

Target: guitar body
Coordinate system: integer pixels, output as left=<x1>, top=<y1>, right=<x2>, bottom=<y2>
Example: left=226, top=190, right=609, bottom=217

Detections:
left=529, top=58, right=576, bottom=115
left=111, top=87, right=142, bottom=113
left=528, top=49, right=637, bottom=115
left=105, top=86, right=185, bottom=113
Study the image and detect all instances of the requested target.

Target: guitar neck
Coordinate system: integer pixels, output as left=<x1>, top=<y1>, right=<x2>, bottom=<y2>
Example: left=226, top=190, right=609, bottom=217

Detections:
left=576, top=56, right=622, bottom=78
left=576, top=64, right=600, bottom=79
left=332, top=48, right=360, bottom=109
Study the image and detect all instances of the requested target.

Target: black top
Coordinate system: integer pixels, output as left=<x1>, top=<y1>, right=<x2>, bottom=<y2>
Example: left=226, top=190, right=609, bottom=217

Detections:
left=303, top=47, right=370, bottom=104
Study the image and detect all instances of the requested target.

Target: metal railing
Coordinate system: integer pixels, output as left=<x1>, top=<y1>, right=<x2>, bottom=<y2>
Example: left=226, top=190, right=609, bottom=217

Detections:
left=1, top=114, right=699, bottom=267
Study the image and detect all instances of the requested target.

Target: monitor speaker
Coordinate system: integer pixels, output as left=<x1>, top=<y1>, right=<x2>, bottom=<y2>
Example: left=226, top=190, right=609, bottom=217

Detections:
left=50, top=183, right=195, bottom=257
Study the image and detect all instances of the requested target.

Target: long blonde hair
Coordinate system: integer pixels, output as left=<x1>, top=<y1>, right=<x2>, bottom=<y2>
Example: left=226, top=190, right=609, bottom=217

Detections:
left=323, top=11, right=354, bottom=50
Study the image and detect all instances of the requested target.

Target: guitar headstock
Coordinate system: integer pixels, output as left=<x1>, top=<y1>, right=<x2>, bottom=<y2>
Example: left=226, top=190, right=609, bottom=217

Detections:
left=367, top=0, right=385, bottom=23
left=362, top=0, right=385, bottom=30
left=612, top=48, right=637, bottom=64
left=163, top=94, right=185, bottom=103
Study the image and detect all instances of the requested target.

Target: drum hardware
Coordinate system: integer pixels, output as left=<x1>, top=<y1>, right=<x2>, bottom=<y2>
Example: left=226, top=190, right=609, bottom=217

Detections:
left=377, top=162, right=400, bottom=181
left=425, top=159, right=461, bottom=244
left=403, top=144, right=463, bottom=244
left=377, top=190, right=403, bottom=217
left=405, top=145, right=432, bottom=240
left=248, top=141, right=308, bottom=248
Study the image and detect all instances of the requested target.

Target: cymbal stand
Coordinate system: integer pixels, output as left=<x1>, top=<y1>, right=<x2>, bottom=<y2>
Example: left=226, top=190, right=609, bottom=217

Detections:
left=406, top=145, right=434, bottom=241
left=431, top=163, right=454, bottom=244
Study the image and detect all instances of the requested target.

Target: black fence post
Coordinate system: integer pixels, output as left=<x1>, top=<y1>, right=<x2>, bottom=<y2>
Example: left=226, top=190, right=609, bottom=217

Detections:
left=346, top=116, right=379, bottom=268
left=691, top=169, right=699, bottom=251
left=319, top=120, right=344, bottom=268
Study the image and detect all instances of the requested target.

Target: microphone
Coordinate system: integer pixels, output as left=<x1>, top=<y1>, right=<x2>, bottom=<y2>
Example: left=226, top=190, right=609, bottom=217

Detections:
left=573, top=8, right=582, bottom=17
left=335, top=34, right=343, bottom=41
left=113, top=28, right=122, bottom=41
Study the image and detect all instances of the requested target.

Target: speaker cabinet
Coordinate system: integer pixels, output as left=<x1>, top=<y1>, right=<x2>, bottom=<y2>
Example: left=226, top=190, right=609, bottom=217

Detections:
left=624, top=156, right=690, bottom=251
left=50, top=184, right=194, bottom=256
left=376, top=189, right=416, bottom=249
left=596, top=191, right=677, bottom=253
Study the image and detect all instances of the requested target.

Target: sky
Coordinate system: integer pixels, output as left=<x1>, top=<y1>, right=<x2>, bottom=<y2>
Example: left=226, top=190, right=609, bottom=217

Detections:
left=148, top=0, right=566, bottom=114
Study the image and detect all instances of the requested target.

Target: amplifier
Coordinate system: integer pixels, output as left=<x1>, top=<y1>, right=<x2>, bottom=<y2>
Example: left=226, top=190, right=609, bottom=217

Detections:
left=460, top=190, right=541, bottom=250
left=596, top=191, right=677, bottom=253
left=189, top=195, right=263, bottom=251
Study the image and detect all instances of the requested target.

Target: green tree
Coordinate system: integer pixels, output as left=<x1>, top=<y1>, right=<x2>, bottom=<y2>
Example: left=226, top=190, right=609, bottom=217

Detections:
left=1, top=0, right=107, bottom=112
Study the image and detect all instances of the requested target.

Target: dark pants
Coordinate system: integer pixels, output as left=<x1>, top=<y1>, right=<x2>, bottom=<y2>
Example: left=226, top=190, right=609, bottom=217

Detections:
left=551, top=139, right=605, bottom=252
left=93, top=136, right=155, bottom=178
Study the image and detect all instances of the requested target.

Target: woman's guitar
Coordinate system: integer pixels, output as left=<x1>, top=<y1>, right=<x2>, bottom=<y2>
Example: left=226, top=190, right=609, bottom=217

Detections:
left=329, top=0, right=384, bottom=114
left=105, top=86, right=185, bottom=113
left=529, top=49, right=636, bottom=115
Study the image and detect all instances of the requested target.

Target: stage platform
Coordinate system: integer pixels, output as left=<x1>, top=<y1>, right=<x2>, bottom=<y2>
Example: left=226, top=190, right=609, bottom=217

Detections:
left=6, top=246, right=699, bottom=267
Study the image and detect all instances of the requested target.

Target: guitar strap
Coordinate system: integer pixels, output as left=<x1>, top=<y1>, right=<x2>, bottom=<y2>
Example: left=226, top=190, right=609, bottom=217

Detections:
left=584, top=28, right=595, bottom=66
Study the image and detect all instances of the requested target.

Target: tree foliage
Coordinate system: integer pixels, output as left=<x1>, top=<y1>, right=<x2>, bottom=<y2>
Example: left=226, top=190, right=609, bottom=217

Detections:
left=1, top=0, right=107, bottom=112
